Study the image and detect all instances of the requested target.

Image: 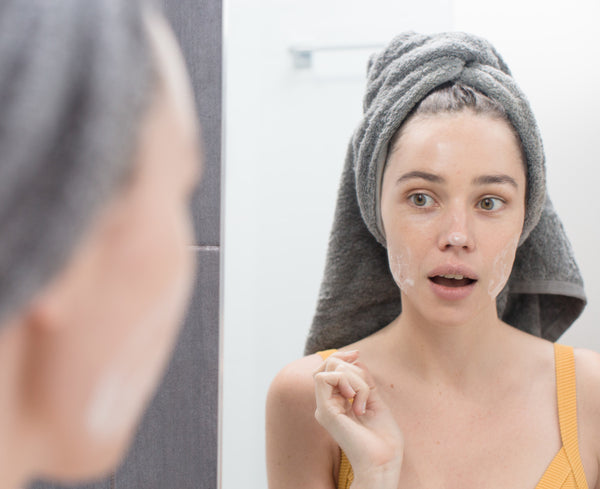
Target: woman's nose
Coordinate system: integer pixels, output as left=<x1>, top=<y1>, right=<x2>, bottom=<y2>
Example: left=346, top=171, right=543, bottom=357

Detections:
left=437, top=209, right=475, bottom=251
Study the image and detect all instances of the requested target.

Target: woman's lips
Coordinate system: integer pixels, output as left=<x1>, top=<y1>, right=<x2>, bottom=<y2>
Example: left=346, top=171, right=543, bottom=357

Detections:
left=428, top=276, right=477, bottom=300
left=427, top=266, right=478, bottom=300
left=429, top=275, right=475, bottom=288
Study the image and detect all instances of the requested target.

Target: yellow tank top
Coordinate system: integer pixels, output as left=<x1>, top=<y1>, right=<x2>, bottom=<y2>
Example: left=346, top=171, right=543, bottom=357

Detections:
left=318, top=344, right=589, bottom=489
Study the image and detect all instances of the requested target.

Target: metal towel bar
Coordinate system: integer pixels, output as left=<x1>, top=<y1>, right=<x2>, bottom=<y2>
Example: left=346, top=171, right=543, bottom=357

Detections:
left=289, top=43, right=384, bottom=69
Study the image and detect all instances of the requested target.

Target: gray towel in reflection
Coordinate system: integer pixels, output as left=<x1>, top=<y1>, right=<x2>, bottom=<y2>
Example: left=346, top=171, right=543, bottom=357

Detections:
left=305, top=32, right=586, bottom=354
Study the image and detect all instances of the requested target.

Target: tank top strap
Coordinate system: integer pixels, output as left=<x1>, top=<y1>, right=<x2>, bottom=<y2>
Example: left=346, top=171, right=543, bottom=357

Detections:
left=553, top=343, right=588, bottom=489
left=317, top=349, right=338, bottom=361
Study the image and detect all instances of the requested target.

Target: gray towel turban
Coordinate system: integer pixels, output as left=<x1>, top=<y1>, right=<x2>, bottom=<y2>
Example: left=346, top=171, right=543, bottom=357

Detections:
left=305, top=31, right=586, bottom=354
left=0, top=0, right=154, bottom=325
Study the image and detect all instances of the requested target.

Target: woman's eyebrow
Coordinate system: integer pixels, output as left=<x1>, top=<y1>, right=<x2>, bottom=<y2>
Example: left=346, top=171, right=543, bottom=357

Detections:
left=396, top=171, right=444, bottom=185
left=395, top=171, right=519, bottom=188
left=472, top=174, right=518, bottom=188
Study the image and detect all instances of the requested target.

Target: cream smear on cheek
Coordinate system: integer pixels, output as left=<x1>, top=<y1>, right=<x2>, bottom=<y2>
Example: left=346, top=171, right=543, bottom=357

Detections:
left=487, top=235, right=520, bottom=298
left=388, top=246, right=415, bottom=291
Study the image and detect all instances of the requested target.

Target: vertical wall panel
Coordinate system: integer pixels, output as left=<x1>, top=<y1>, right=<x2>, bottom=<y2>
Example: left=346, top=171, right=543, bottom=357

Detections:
left=116, top=0, right=222, bottom=487
left=163, top=0, right=222, bottom=246
left=116, top=249, right=220, bottom=489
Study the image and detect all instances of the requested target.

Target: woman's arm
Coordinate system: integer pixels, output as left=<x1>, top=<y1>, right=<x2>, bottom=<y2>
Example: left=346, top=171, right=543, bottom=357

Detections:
left=266, top=354, right=339, bottom=489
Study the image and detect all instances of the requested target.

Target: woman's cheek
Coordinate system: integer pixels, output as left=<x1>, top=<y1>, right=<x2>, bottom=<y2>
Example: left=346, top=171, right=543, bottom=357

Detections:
left=487, top=235, right=520, bottom=299
left=387, top=245, right=416, bottom=292
left=85, top=203, right=195, bottom=444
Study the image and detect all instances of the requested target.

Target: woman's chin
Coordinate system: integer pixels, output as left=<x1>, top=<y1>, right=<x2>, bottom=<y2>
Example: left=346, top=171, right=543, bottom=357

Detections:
left=402, top=290, right=496, bottom=329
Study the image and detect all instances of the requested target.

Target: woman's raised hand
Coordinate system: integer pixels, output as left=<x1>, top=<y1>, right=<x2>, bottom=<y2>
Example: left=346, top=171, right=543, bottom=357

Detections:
left=313, top=350, right=404, bottom=489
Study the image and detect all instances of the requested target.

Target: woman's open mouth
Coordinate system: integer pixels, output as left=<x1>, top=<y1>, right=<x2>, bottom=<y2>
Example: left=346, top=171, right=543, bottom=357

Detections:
left=429, top=274, right=477, bottom=288
left=427, top=268, right=478, bottom=300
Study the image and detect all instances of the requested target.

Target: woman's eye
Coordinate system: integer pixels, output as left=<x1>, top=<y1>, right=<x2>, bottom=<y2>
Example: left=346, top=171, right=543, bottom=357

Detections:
left=409, top=193, right=434, bottom=208
left=478, top=197, right=504, bottom=211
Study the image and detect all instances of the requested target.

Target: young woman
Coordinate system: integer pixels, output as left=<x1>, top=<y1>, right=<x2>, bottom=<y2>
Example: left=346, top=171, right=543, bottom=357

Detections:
left=266, top=32, right=596, bottom=489
left=0, top=1, right=202, bottom=487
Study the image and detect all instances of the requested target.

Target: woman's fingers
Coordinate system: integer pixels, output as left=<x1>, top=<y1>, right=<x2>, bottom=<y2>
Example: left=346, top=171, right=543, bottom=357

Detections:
left=313, top=350, right=359, bottom=374
left=314, top=371, right=352, bottom=404
left=315, top=352, right=368, bottom=387
left=313, top=351, right=380, bottom=416
left=314, top=367, right=371, bottom=421
left=315, top=367, right=363, bottom=398
left=351, top=375, right=369, bottom=416
left=314, top=369, right=367, bottom=405
left=314, top=350, right=392, bottom=423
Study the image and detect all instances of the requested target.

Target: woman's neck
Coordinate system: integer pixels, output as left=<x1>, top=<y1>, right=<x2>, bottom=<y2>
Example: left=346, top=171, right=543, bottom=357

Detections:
left=383, top=301, right=512, bottom=392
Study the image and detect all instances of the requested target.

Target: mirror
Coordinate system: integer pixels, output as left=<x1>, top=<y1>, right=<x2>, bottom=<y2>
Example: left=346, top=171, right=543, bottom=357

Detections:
left=222, top=1, right=600, bottom=488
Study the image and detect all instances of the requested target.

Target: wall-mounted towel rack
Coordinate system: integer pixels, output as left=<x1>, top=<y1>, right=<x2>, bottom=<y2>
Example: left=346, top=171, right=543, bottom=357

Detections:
left=289, top=43, right=384, bottom=69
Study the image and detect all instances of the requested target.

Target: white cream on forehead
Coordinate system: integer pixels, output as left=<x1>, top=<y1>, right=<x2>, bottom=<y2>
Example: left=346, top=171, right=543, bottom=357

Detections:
left=488, top=235, right=520, bottom=299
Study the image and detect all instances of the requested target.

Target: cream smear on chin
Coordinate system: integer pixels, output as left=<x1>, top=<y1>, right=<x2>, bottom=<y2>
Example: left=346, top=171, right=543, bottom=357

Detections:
left=388, top=247, right=415, bottom=291
left=488, top=235, right=520, bottom=298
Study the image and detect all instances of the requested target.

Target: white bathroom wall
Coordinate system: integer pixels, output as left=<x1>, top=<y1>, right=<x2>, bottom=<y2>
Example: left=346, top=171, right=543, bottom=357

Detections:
left=222, top=1, right=600, bottom=488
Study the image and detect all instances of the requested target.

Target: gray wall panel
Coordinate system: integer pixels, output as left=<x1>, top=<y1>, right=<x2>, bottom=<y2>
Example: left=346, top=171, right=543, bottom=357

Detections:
left=115, top=0, right=222, bottom=485
left=115, top=249, right=220, bottom=488
left=163, top=0, right=222, bottom=246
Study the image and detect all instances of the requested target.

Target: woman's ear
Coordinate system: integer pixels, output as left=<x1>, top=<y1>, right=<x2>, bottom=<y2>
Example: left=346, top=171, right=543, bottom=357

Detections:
left=24, top=285, right=69, bottom=335
left=23, top=256, right=87, bottom=335
left=23, top=214, right=107, bottom=337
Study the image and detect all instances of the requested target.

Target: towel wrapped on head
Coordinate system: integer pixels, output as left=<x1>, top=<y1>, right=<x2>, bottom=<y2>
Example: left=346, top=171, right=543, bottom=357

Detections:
left=305, top=31, right=586, bottom=355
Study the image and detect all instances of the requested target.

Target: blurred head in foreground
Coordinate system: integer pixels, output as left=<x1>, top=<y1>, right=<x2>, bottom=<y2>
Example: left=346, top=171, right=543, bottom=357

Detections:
left=0, top=0, right=202, bottom=486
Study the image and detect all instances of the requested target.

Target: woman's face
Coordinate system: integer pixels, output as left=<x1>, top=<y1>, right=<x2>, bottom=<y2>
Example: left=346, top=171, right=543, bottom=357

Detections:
left=21, top=11, right=202, bottom=480
left=380, top=111, right=526, bottom=327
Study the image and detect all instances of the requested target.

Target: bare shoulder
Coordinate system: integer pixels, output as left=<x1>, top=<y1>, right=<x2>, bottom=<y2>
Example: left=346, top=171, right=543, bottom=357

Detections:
left=266, top=354, right=338, bottom=489
left=267, top=353, right=324, bottom=405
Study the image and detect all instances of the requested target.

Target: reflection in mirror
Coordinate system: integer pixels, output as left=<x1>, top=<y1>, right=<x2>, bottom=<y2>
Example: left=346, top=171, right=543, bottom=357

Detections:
left=223, top=1, right=600, bottom=488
